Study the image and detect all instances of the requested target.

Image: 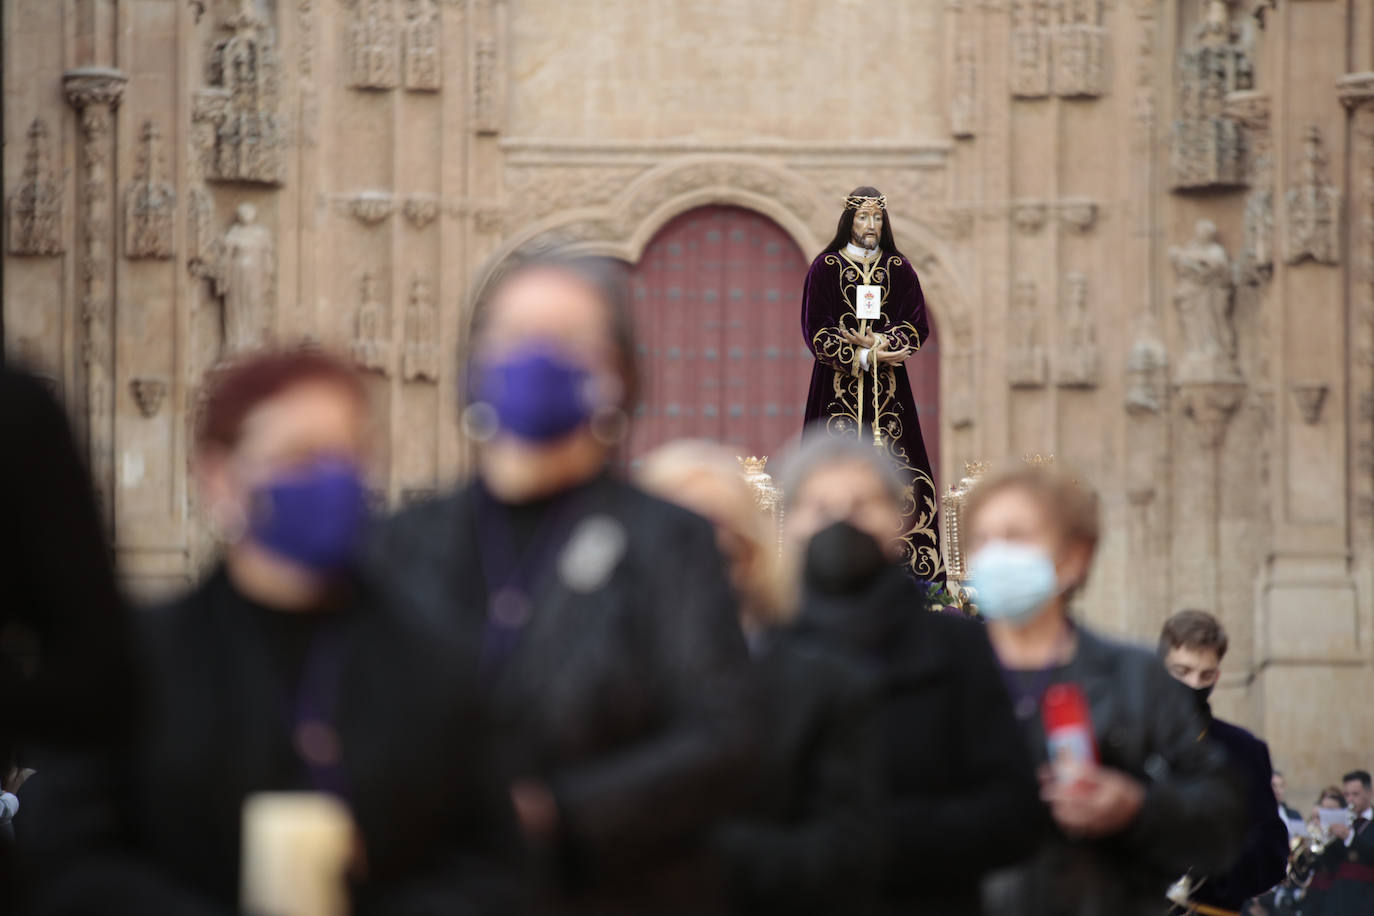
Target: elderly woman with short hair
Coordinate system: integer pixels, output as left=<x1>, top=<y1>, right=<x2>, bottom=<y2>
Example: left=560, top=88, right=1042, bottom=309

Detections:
left=778, top=433, right=1045, bottom=916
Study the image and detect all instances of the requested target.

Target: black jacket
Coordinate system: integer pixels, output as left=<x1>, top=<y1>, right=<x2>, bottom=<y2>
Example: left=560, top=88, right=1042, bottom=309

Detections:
left=0, top=367, right=134, bottom=756
left=366, top=474, right=755, bottom=915
left=1191, top=715, right=1289, bottom=908
left=1312, top=814, right=1374, bottom=916
left=711, top=629, right=883, bottom=915
left=985, top=626, right=1247, bottom=916
left=794, top=565, right=1047, bottom=916
left=20, top=569, right=524, bottom=916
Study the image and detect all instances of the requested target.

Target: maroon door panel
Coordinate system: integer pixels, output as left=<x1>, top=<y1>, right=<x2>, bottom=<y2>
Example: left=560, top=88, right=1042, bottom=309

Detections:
left=624, top=205, right=939, bottom=487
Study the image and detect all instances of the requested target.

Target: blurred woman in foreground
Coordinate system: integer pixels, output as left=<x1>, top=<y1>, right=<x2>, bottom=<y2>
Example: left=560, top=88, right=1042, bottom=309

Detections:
left=25, top=349, right=520, bottom=915
left=778, top=434, right=1044, bottom=916
left=368, top=253, right=753, bottom=915
left=966, top=464, right=1244, bottom=915
left=638, top=440, right=881, bottom=915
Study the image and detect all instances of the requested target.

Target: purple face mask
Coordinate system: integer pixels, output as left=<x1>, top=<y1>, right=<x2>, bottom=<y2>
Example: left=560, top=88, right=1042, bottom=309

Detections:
left=248, top=457, right=369, bottom=574
left=472, top=342, right=601, bottom=443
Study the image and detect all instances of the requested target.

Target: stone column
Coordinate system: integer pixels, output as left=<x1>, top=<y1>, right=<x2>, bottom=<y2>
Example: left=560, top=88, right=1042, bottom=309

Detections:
left=63, top=67, right=127, bottom=530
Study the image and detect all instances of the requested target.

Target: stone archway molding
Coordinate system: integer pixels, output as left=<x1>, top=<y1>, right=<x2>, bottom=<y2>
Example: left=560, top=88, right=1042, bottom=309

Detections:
left=466, top=155, right=975, bottom=351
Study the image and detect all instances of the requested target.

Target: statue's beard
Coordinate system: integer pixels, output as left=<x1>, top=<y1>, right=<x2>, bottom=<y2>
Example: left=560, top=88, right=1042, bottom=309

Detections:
left=852, top=232, right=878, bottom=251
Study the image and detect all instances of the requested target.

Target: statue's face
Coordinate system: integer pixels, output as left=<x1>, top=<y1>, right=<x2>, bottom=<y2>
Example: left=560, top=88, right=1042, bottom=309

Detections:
left=850, top=203, right=883, bottom=250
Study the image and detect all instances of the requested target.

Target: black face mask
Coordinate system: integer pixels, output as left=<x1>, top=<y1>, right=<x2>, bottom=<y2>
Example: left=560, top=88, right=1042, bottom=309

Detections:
left=1191, top=683, right=1214, bottom=717
left=804, top=521, right=888, bottom=595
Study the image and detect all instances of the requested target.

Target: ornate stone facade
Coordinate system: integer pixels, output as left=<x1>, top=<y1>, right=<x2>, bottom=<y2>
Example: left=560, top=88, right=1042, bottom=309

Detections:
left=6, top=119, right=64, bottom=256
left=124, top=121, right=176, bottom=260
left=3, top=0, right=1370, bottom=801
left=1169, top=0, right=1252, bottom=192
left=193, top=8, right=286, bottom=186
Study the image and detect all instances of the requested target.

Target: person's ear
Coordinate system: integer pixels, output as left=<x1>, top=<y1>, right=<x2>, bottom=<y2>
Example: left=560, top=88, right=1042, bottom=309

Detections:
left=1057, top=538, right=1093, bottom=591
left=196, top=447, right=246, bottom=542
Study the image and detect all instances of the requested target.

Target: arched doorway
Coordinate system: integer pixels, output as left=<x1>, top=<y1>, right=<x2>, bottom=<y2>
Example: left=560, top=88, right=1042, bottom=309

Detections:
left=625, top=205, right=939, bottom=485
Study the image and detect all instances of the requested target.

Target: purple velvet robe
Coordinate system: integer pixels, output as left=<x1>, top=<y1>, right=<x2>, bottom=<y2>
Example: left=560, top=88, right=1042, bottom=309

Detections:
left=801, top=248, right=944, bottom=582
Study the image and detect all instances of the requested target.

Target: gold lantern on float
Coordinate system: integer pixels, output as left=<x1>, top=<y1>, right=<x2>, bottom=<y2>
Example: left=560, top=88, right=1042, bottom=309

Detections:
left=738, top=456, right=784, bottom=553
left=941, top=454, right=1055, bottom=612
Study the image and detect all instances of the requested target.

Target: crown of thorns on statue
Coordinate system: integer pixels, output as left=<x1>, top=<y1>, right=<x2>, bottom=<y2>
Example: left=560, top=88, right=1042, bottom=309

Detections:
left=844, top=194, right=887, bottom=211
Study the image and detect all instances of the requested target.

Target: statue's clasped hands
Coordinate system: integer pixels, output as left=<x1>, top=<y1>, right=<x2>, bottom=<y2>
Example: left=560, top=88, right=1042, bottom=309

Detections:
left=840, top=328, right=912, bottom=365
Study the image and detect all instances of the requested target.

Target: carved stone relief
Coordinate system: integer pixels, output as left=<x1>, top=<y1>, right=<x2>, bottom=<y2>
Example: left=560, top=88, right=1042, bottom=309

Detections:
left=473, top=34, right=501, bottom=134
left=1011, top=200, right=1048, bottom=234
left=64, top=66, right=126, bottom=525
left=7, top=119, right=64, bottom=256
left=403, top=274, right=439, bottom=383
left=403, top=195, right=439, bottom=229
left=506, top=166, right=647, bottom=222
left=1011, top=0, right=1106, bottom=99
left=194, top=9, right=286, bottom=186
left=950, top=37, right=977, bottom=138
left=1225, top=91, right=1273, bottom=282
left=1056, top=271, right=1099, bottom=387
left=1056, top=198, right=1097, bottom=233
left=1125, top=335, right=1168, bottom=414
left=1169, top=0, right=1252, bottom=191
left=348, top=0, right=400, bottom=89
left=347, top=191, right=395, bottom=225
left=1053, top=0, right=1107, bottom=99
left=1290, top=381, right=1328, bottom=425
left=213, top=203, right=276, bottom=355
left=403, top=0, right=442, bottom=92
left=1170, top=219, right=1240, bottom=383
left=1284, top=125, right=1341, bottom=266
left=130, top=377, right=167, bottom=418
left=1008, top=277, right=1047, bottom=387
left=125, top=121, right=176, bottom=260
left=352, top=270, right=391, bottom=374
left=1339, top=72, right=1374, bottom=535
left=1010, top=0, right=1052, bottom=98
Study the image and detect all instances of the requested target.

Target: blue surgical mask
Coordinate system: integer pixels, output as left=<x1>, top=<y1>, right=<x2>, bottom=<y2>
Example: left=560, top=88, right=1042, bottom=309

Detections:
left=472, top=343, right=600, bottom=443
left=968, top=540, right=1061, bottom=625
left=248, top=457, right=369, bottom=574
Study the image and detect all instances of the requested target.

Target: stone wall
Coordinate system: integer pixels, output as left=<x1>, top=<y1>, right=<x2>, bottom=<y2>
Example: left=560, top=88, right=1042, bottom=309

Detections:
left=3, top=0, right=1371, bottom=798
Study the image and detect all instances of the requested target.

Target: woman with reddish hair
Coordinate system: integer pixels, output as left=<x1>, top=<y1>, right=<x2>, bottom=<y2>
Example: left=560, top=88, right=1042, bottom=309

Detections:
left=24, top=348, right=523, bottom=915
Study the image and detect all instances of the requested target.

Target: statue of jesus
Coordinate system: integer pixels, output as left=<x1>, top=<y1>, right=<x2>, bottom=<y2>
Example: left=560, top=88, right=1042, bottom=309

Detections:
left=801, top=186, right=943, bottom=582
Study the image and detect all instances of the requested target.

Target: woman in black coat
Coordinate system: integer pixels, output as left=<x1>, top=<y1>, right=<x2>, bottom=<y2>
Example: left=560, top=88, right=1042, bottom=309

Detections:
left=21, top=350, right=523, bottom=916
left=638, top=440, right=883, bottom=915
left=777, top=434, right=1048, bottom=916
left=367, top=254, right=754, bottom=915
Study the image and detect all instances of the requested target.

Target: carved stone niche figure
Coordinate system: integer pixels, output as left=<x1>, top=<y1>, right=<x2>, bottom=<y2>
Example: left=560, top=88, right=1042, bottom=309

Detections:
left=403, top=0, right=441, bottom=92
left=1125, top=335, right=1168, bottom=415
left=194, top=8, right=286, bottom=186
left=348, top=0, right=400, bottom=90
left=1169, top=0, right=1252, bottom=191
left=125, top=120, right=176, bottom=260
left=1056, top=272, right=1099, bottom=387
left=1169, top=219, right=1240, bottom=384
left=214, top=203, right=276, bottom=355
left=1284, top=125, right=1341, bottom=266
left=1053, top=0, right=1106, bottom=99
left=950, top=37, right=976, bottom=139
left=352, top=271, right=391, bottom=374
left=1008, top=278, right=1048, bottom=388
left=7, top=118, right=64, bottom=256
left=1010, top=0, right=1052, bottom=99
left=403, top=274, right=439, bottom=383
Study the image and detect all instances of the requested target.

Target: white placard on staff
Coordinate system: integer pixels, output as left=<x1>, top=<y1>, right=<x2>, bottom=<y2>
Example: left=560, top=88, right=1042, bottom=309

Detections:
left=855, top=285, right=882, bottom=321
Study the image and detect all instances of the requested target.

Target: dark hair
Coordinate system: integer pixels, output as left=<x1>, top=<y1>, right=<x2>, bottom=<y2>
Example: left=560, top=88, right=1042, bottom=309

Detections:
left=1344, top=770, right=1373, bottom=790
left=823, top=185, right=901, bottom=257
left=196, top=347, right=365, bottom=451
left=1319, top=786, right=1347, bottom=806
left=1159, top=609, right=1230, bottom=661
left=467, top=248, right=640, bottom=407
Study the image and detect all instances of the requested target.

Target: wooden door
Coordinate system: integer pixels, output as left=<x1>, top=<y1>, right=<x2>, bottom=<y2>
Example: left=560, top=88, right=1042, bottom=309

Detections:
left=624, top=205, right=940, bottom=487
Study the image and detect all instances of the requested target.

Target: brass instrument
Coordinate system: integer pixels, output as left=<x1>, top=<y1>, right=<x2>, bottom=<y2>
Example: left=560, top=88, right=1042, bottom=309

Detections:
left=1285, top=809, right=1354, bottom=888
